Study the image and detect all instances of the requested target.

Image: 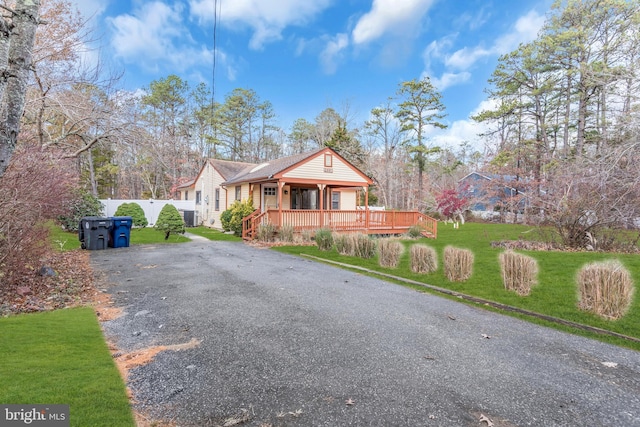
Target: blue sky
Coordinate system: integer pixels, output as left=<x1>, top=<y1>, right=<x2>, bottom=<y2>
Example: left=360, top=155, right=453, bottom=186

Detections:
left=71, top=0, right=551, bottom=151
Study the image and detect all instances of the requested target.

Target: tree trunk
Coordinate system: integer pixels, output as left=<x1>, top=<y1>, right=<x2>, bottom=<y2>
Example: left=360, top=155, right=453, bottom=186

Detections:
left=0, top=0, right=41, bottom=178
left=0, top=17, right=11, bottom=107
left=87, top=148, right=98, bottom=196
left=562, top=73, right=571, bottom=158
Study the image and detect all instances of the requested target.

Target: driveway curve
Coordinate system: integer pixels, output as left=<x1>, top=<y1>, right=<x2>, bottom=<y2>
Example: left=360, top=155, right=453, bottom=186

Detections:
left=91, top=240, right=640, bottom=427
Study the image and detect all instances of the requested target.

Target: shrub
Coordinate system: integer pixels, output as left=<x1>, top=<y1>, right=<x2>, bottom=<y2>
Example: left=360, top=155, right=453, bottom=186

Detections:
left=153, top=204, right=185, bottom=239
left=444, top=246, right=474, bottom=282
left=410, top=244, right=438, bottom=274
left=58, top=189, right=103, bottom=231
left=257, top=222, right=277, bottom=242
left=354, top=234, right=376, bottom=259
left=1, top=145, right=76, bottom=289
left=577, top=260, right=634, bottom=320
left=499, top=250, right=538, bottom=296
left=220, top=199, right=255, bottom=236
left=114, top=202, right=148, bottom=227
left=378, top=238, right=403, bottom=268
left=279, top=224, right=294, bottom=243
left=220, top=209, right=233, bottom=232
left=315, top=228, right=333, bottom=251
left=406, top=225, right=423, bottom=239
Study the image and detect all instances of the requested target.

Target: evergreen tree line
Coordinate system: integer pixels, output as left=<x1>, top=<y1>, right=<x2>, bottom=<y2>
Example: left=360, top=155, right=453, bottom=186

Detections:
left=6, top=0, right=640, bottom=231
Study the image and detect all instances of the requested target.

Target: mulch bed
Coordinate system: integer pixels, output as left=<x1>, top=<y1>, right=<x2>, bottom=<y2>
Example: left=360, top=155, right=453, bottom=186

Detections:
left=0, top=250, right=102, bottom=316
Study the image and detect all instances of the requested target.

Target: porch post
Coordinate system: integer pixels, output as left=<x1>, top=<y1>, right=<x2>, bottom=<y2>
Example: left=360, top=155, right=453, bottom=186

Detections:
left=364, top=186, right=370, bottom=230
left=278, top=181, right=284, bottom=227
left=318, top=184, right=325, bottom=227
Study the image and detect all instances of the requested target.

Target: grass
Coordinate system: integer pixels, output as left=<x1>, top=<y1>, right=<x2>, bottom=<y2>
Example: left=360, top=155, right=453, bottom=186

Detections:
left=187, top=226, right=242, bottom=241
left=273, top=222, right=640, bottom=350
left=48, top=221, right=81, bottom=251
left=47, top=221, right=190, bottom=252
left=130, top=227, right=190, bottom=244
left=0, top=307, right=135, bottom=426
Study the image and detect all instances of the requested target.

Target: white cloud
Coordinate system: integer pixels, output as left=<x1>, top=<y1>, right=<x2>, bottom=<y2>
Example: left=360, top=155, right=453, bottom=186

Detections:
left=320, top=33, right=349, bottom=74
left=429, top=71, right=471, bottom=91
left=189, top=0, right=333, bottom=50
left=352, top=0, right=435, bottom=45
left=493, top=10, right=545, bottom=54
left=421, top=9, right=545, bottom=92
left=430, top=99, right=499, bottom=151
left=444, top=46, right=491, bottom=70
left=108, top=2, right=215, bottom=74
left=445, top=10, right=545, bottom=72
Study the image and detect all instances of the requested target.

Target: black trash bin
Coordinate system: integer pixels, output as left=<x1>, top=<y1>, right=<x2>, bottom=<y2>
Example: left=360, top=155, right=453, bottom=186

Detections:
left=109, top=216, right=132, bottom=248
left=79, top=217, right=112, bottom=250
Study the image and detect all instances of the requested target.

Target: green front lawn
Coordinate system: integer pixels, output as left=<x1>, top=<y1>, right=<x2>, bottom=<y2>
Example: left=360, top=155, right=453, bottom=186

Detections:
left=274, top=222, right=640, bottom=350
left=0, top=308, right=135, bottom=426
left=47, top=221, right=190, bottom=252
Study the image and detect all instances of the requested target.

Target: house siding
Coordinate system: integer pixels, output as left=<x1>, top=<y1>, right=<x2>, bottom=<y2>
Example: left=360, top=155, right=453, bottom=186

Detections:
left=195, top=162, right=232, bottom=229
left=339, top=190, right=357, bottom=210
left=282, top=154, right=366, bottom=183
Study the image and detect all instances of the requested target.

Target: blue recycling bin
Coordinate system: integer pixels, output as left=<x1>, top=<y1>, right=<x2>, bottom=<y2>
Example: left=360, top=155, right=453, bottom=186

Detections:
left=109, top=216, right=132, bottom=248
left=79, top=217, right=112, bottom=250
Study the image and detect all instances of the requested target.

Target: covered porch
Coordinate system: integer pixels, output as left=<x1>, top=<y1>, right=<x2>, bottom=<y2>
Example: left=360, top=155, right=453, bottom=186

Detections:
left=242, top=208, right=437, bottom=240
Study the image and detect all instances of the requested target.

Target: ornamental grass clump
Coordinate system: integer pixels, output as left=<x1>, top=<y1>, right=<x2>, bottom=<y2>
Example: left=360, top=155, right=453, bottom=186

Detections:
left=410, top=244, right=438, bottom=274
left=315, top=228, right=333, bottom=251
left=577, top=260, right=634, bottom=320
left=354, top=234, right=376, bottom=259
left=334, top=233, right=355, bottom=256
left=444, top=246, right=474, bottom=282
left=279, top=224, right=294, bottom=243
left=378, top=238, right=403, bottom=268
left=257, top=222, right=277, bottom=242
left=499, top=250, right=538, bottom=296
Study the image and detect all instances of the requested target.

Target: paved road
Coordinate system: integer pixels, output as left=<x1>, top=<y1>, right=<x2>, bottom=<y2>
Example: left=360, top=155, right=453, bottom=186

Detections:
left=91, top=239, right=640, bottom=427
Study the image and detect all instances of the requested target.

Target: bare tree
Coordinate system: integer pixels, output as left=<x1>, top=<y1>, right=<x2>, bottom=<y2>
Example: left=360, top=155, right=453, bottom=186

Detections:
left=0, top=0, right=41, bottom=177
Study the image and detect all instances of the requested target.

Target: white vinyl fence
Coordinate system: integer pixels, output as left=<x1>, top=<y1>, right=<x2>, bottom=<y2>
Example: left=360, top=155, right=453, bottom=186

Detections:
left=100, top=199, right=196, bottom=226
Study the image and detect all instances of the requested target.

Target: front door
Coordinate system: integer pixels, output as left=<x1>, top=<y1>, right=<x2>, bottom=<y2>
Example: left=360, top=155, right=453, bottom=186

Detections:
left=262, top=185, right=278, bottom=211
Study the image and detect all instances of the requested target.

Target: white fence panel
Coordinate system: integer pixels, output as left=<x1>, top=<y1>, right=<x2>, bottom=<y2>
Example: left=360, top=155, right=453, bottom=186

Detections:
left=100, top=199, right=196, bottom=226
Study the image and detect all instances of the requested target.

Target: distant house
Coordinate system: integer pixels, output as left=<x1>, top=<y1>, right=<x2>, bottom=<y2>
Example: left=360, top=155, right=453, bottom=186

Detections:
left=458, top=172, right=529, bottom=217
left=191, top=147, right=437, bottom=239
left=176, top=179, right=195, bottom=201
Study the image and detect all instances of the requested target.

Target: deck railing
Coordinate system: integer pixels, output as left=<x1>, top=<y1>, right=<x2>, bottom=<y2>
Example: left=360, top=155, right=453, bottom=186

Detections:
left=243, top=209, right=437, bottom=239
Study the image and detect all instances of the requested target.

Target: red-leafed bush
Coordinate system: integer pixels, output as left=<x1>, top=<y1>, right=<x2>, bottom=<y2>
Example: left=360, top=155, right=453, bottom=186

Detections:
left=0, top=145, right=77, bottom=289
left=436, top=189, right=467, bottom=221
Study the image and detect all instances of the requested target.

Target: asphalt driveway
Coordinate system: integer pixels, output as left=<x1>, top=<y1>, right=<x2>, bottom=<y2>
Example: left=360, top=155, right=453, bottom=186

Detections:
left=91, top=239, right=640, bottom=427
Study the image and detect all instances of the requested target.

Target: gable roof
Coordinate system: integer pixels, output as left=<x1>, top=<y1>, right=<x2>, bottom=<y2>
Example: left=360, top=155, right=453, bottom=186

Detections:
left=221, top=148, right=324, bottom=185
left=209, top=159, right=257, bottom=180
left=193, top=148, right=372, bottom=187
left=175, top=178, right=196, bottom=189
left=222, top=147, right=372, bottom=185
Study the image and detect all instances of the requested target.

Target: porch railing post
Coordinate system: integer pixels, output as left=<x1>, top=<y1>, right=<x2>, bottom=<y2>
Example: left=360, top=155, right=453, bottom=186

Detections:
left=318, top=184, right=325, bottom=228
left=364, top=186, right=370, bottom=230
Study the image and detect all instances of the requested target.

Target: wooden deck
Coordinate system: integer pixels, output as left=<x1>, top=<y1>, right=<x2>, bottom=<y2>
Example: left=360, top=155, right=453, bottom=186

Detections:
left=242, top=209, right=437, bottom=240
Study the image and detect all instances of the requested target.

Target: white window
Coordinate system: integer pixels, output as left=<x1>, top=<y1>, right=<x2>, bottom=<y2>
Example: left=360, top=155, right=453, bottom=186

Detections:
left=331, top=192, right=340, bottom=210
